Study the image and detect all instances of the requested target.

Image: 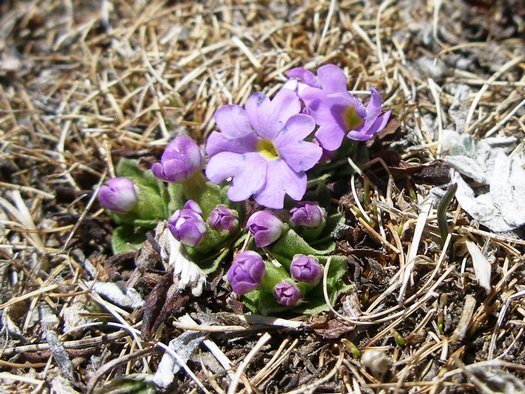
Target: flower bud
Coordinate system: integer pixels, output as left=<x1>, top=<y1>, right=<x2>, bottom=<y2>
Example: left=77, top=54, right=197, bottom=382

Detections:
left=167, top=201, right=206, bottom=247
left=227, top=251, right=265, bottom=295
left=273, top=281, right=301, bottom=306
left=208, top=205, right=239, bottom=233
left=290, top=255, right=323, bottom=284
left=183, top=199, right=202, bottom=215
left=152, top=135, right=204, bottom=183
left=290, top=202, right=325, bottom=228
left=246, top=210, right=284, bottom=247
left=98, top=177, right=137, bottom=213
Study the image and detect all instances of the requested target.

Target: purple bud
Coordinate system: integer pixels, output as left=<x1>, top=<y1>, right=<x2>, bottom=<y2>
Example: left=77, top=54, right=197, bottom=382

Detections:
left=290, top=255, right=323, bottom=283
left=183, top=200, right=202, bottom=215
left=273, top=281, right=301, bottom=306
left=152, top=135, right=204, bottom=183
left=167, top=203, right=206, bottom=247
left=208, top=205, right=239, bottom=232
left=227, top=251, right=265, bottom=295
left=98, top=177, right=137, bottom=213
left=246, top=210, right=284, bottom=247
left=290, top=202, right=325, bottom=228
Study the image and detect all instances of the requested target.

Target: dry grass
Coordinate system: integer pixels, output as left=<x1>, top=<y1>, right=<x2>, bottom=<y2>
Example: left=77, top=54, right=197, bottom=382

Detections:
left=1, top=0, right=525, bottom=392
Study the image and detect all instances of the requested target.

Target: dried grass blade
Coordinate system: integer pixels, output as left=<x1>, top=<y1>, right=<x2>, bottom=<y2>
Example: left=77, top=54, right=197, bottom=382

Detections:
left=398, top=199, right=432, bottom=302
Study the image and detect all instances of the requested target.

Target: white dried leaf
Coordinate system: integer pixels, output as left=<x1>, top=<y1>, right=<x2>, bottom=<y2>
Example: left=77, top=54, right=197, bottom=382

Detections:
left=361, top=349, right=392, bottom=379
left=62, top=302, right=90, bottom=336
left=88, top=282, right=144, bottom=309
left=46, top=330, right=74, bottom=382
left=454, top=172, right=512, bottom=232
left=465, top=241, right=491, bottom=292
left=443, top=156, right=486, bottom=183
left=40, top=303, right=60, bottom=330
left=442, top=130, right=525, bottom=232
left=1, top=312, right=23, bottom=337
left=153, top=331, right=205, bottom=388
left=50, top=377, right=80, bottom=394
left=489, top=150, right=525, bottom=228
left=471, top=367, right=525, bottom=393
left=156, top=222, right=206, bottom=297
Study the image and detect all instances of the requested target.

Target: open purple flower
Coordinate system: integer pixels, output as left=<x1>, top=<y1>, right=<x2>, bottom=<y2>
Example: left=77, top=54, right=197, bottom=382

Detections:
left=167, top=200, right=206, bottom=247
left=290, top=201, right=325, bottom=228
left=246, top=210, right=284, bottom=247
left=306, top=88, right=391, bottom=151
left=205, top=89, right=322, bottom=209
left=152, top=135, right=204, bottom=183
left=98, top=177, right=137, bottom=213
left=227, top=251, right=265, bottom=295
left=273, top=281, right=301, bottom=306
left=290, top=255, right=323, bottom=284
left=208, top=205, right=238, bottom=233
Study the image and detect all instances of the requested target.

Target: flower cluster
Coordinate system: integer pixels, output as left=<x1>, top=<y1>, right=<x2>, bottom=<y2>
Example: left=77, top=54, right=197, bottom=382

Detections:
left=205, top=64, right=391, bottom=209
left=97, top=63, right=388, bottom=314
left=227, top=250, right=323, bottom=307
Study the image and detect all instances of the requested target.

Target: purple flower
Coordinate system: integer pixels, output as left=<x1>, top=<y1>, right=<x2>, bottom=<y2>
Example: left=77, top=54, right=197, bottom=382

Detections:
left=152, top=135, right=204, bottom=182
left=167, top=200, right=206, bottom=247
left=98, top=177, right=137, bottom=213
left=290, top=201, right=326, bottom=228
left=306, top=88, right=392, bottom=151
left=290, top=255, right=323, bottom=284
left=273, top=281, right=301, bottom=306
left=208, top=205, right=238, bottom=232
left=246, top=210, right=283, bottom=247
left=205, top=89, right=323, bottom=209
left=227, top=251, right=265, bottom=295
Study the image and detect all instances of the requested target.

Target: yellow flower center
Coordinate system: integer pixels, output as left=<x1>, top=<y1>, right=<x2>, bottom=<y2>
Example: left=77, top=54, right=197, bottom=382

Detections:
left=343, top=105, right=364, bottom=130
left=257, top=139, right=280, bottom=160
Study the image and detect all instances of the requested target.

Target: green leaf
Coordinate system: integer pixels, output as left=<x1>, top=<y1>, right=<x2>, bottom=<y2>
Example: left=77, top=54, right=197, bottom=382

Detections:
left=243, top=289, right=290, bottom=315
left=97, top=374, right=156, bottom=394
left=199, top=247, right=231, bottom=274
left=438, top=183, right=457, bottom=248
left=116, top=158, right=158, bottom=189
left=270, top=228, right=335, bottom=268
left=166, top=182, right=184, bottom=213
left=111, top=226, right=147, bottom=254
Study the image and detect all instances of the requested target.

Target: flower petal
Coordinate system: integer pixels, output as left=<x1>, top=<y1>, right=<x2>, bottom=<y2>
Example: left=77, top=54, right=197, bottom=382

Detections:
left=245, top=90, right=301, bottom=140
left=275, top=114, right=321, bottom=172
left=227, top=153, right=267, bottom=202
left=365, top=87, right=382, bottom=119
left=286, top=67, right=321, bottom=88
left=300, top=87, right=330, bottom=118
left=214, top=104, right=253, bottom=138
left=245, top=93, right=275, bottom=139
left=278, top=113, right=316, bottom=140
left=315, top=123, right=346, bottom=151
left=205, top=152, right=244, bottom=183
left=254, top=160, right=306, bottom=209
left=271, top=89, right=302, bottom=125
left=369, top=110, right=391, bottom=134
left=163, top=135, right=203, bottom=168
left=348, top=110, right=391, bottom=141
left=317, top=64, right=347, bottom=93
left=205, top=130, right=258, bottom=157
left=152, top=159, right=187, bottom=182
